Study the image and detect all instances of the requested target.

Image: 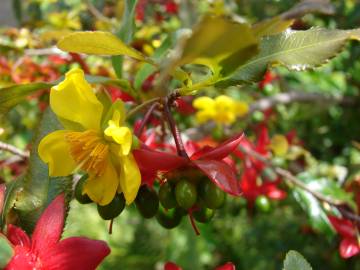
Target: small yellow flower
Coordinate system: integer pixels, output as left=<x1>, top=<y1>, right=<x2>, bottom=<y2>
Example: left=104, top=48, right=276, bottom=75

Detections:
left=38, top=68, right=141, bottom=206
left=193, top=95, right=249, bottom=125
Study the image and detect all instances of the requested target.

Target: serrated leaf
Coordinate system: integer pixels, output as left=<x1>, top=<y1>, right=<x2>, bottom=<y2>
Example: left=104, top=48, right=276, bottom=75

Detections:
left=57, top=31, right=146, bottom=61
left=173, top=16, right=258, bottom=76
left=283, top=250, right=312, bottom=270
left=13, top=109, right=72, bottom=234
left=218, top=28, right=360, bottom=86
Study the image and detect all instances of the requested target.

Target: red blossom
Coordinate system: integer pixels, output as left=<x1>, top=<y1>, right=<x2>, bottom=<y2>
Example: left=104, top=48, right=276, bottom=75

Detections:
left=164, top=262, right=235, bottom=270
left=4, top=194, right=110, bottom=269
left=134, top=133, right=244, bottom=195
left=258, top=70, right=277, bottom=89
left=328, top=215, right=360, bottom=258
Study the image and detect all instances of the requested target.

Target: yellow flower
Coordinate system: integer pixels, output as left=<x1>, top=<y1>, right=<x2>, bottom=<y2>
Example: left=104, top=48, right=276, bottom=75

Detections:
left=193, top=95, right=249, bottom=125
left=38, top=68, right=141, bottom=206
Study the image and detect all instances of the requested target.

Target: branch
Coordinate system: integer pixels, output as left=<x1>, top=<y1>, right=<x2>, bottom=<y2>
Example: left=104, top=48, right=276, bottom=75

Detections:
left=238, top=146, right=360, bottom=224
left=249, top=91, right=356, bottom=114
left=0, top=141, right=29, bottom=159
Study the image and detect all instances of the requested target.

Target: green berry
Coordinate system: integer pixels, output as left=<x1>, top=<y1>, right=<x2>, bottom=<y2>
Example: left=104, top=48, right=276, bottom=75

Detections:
left=97, top=193, right=126, bottom=220
left=74, top=175, right=92, bottom=204
left=135, top=185, right=159, bottom=218
left=175, top=180, right=197, bottom=209
left=156, top=206, right=183, bottom=229
left=199, top=180, right=225, bottom=209
left=159, top=182, right=178, bottom=209
left=255, top=195, right=271, bottom=213
left=193, top=208, right=214, bottom=223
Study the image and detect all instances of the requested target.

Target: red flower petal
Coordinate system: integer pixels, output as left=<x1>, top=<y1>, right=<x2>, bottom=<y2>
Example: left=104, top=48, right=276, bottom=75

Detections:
left=164, top=262, right=182, bottom=270
left=255, top=124, right=270, bottom=155
left=31, top=195, right=65, bottom=254
left=134, top=148, right=188, bottom=172
left=7, top=225, right=31, bottom=248
left=328, top=215, right=355, bottom=238
left=339, top=237, right=360, bottom=259
left=5, top=246, right=35, bottom=270
left=44, top=237, right=110, bottom=270
left=261, top=182, right=287, bottom=200
left=194, top=160, right=241, bottom=196
left=216, top=262, right=236, bottom=270
left=191, top=133, right=244, bottom=161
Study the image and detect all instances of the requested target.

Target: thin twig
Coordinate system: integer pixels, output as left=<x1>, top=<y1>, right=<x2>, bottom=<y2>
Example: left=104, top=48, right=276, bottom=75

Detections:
left=164, top=97, right=188, bottom=158
left=0, top=141, right=29, bottom=159
left=134, top=102, right=159, bottom=137
left=238, top=145, right=360, bottom=225
left=126, top=97, right=160, bottom=120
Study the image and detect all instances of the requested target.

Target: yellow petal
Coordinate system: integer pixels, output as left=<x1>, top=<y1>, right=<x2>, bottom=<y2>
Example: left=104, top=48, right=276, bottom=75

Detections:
left=119, top=154, right=141, bottom=205
left=269, top=134, right=289, bottom=156
left=196, top=110, right=216, bottom=124
left=235, top=101, right=249, bottom=117
left=50, top=68, right=103, bottom=130
left=38, top=130, right=76, bottom=177
left=193, top=96, right=215, bottom=109
left=83, top=162, right=118, bottom=206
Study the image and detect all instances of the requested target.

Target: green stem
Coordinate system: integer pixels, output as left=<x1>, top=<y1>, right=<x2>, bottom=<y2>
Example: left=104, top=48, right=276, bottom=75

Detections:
left=125, top=97, right=160, bottom=120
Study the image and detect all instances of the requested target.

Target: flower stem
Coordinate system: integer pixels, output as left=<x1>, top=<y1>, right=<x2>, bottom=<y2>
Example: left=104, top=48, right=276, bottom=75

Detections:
left=188, top=211, right=200, bottom=236
left=164, top=96, right=188, bottom=158
left=134, top=102, right=159, bottom=137
left=126, top=97, right=160, bottom=120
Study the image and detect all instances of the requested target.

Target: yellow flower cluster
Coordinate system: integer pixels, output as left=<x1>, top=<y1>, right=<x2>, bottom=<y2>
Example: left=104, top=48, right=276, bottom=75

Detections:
left=193, top=95, right=249, bottom=125
left=38, top=68, right=140, bottom=206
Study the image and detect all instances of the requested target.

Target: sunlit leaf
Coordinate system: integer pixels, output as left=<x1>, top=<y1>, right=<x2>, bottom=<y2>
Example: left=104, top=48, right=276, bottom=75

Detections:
left=218, top=28, right=360, bottom=86
left=173, top=16, right=258, bottom=76
left=0, top=235, right=13, bottom=268
left=57, top=31, right=146, bottom=60
left=283, top=250, right=312, bottom=270
left=252, top=16, right=294, bottom=38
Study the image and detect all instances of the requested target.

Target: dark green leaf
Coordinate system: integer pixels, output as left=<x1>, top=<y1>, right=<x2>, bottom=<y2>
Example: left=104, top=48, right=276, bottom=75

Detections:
left=13, top=109, right=72, bottom=234
left=283, top=250, right=312, bottom=270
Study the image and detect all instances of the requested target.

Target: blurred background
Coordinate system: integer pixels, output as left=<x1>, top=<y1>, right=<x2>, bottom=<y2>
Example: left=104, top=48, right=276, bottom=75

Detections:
left=1, top=0, right=360, bottom=269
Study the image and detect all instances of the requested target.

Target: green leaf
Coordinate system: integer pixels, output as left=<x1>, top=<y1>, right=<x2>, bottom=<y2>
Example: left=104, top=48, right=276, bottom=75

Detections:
left=0, top=180, right=19, bottom=230
left=112, top=0, right=139, bottom=78
left=252, top=16, right=294, bottom=38
left=283, top=250, right=312, bottom=270
left=173, top=16, right=259, bottom=77
left=218, top=28, right=360, bottom=86
left=292, top=188, right=334, bottom=235
left=0, top=82, right=52, bottom=116
left=12, top=109, right=72, bottom=234
left=57, top=31, right=146, bottom=61
left=0, top=235, right=13, bottom=268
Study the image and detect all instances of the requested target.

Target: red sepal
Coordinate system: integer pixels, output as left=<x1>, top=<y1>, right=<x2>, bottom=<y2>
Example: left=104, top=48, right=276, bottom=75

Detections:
left=216, top=262, right=236, bottom=270
left=328, top=215, right=355, bottom=238
left=339, top=237, right=360, bottom=259
left=164, top=262, right=182, bottom=270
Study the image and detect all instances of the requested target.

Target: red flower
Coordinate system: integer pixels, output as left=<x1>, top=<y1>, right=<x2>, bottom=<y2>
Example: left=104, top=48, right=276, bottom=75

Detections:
left=134, top=133, right=244, bottom=196
left=3, top=194, right=110, bottom=270
left=328, top=215, right=360, bottom=259
left=165, top=1, right=178, bottom=14
left=258, top=71, right=277, bottom=89
left=164, top=262, right=235, bottom=270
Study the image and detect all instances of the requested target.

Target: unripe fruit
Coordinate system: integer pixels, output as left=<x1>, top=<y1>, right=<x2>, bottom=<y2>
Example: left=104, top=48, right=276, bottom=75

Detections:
left=156, top=206, right=183, bottom=229
left=193, top=207, right=214, bottom=223
left=97, top=193, right=126, bottom=220
left=135, top=185, right=159, bottom=218
left=199, top=180, right=225, bottom=209
left=159, top=182, right=177, bottom=209
left=175, top=180, right=197, bottom=209
left=74, top=175, right=92, bottom=204
left=255, top=195, right=271, bottom=213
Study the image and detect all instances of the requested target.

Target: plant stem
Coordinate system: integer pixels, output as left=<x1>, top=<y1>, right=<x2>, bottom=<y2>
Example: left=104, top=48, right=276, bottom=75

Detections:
left=126, top=97, right=160, bottom=120
left=164, top=97, right=188, bottom=158
left=0, top=141, right=29, bottom=159
left=134, top=102, right=159, bottom=137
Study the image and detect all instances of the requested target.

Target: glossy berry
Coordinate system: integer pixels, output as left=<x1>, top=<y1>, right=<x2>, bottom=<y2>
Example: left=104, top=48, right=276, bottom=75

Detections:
left=159, top=182, right=177, bottom=209
left=156, top=206, right=183, bottom=229
left=199, top=180, right=225, bottom=209
left=74, top=175, right=92, bottom=204
left=255, top=195, right=271, bottom=213
left=97, top=193, right=126, bottom=220
left=193, top=208, right=214, bottom=223
left=175, top=180, right=197, bottom=209
left=135, top=185, right=159, bottom=218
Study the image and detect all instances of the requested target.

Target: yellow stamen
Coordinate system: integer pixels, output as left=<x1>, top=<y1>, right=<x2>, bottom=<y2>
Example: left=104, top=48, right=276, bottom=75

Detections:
left=65, top=130, right=109, bottom=176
